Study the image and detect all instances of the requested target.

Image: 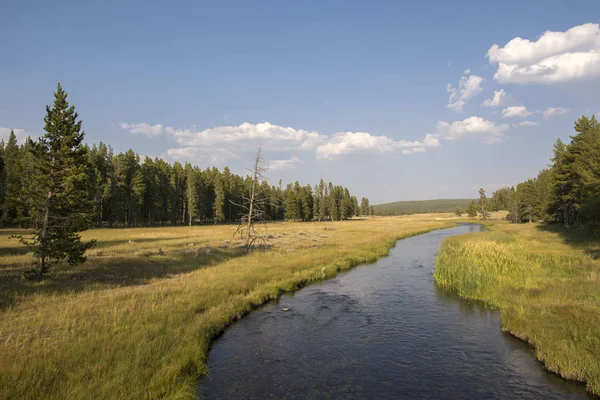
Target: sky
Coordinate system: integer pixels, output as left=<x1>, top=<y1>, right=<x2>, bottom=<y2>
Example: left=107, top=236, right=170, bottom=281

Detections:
left=1, top=1, right=600, bottom=204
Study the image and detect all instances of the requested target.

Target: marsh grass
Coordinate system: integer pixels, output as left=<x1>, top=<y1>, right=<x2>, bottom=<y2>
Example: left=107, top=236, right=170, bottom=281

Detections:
left=434, top=221, right=600, bottom=395
left=0, top=216, right=453, bottom=399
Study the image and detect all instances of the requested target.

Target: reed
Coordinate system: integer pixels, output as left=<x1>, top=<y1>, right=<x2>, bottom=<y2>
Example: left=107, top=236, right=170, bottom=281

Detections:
left=435, top=221, right=600, bottom=395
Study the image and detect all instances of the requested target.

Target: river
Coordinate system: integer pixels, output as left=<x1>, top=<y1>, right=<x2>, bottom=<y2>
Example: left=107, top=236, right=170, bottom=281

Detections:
left=200, top=224, right=591, bottom=399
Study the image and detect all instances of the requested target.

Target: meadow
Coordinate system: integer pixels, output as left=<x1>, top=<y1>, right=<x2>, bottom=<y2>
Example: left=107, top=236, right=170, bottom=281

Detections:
left=0, top=216, right=454, bottom=399
left=435, top=221, right=600, bottom=396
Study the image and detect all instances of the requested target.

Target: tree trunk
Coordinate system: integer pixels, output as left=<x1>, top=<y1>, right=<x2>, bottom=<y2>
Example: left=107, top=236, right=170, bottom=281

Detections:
left=37, top=192, right=51, bottom=281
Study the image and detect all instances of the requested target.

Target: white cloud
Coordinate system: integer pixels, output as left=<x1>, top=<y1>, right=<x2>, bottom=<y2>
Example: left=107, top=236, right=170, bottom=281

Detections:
left=315, top=131, right=440, bottom=159
left=267, top=156, right=305, bottom=170
left=401, top=147, right=427, bottom=155
left=166, top=146, right=237, bottom=165
left=543, top=107, right=570, bottom=119
left=517, top=121, right=540, bottom=127
left=0, top=127, right=34, bottom=144
left=482, top=89, right=507, bottom=107
left=447, top=75, right=485, bottom=112
left=486, top=23, right=600, bottom=84
left=433, top=116, right=509, bottom=143
left=119, top=123, right=164, bottom=136
left=464, top=68, right=471, bottom=75
left=166, top=122, right=326, bottom=151
left=156, top=121, right=440, bottom=162
left=501, top=106, right=531, bottom=118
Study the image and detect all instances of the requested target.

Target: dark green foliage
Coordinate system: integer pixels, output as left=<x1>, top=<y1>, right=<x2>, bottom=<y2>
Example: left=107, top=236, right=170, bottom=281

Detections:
left=373, top=198, right=476, bottom=216
left=517, top=180, right=540, bottom=223
left=360, top=197, right=370, bottom=216
left=466, top=201, right=478, bottom=218
left=489, top=186, right=515, bottom=211
left=509, top=115, right=600, bottom=229
left=17, top=83, right=96, bottom=280
left=478, top=188, right=489, bottom=221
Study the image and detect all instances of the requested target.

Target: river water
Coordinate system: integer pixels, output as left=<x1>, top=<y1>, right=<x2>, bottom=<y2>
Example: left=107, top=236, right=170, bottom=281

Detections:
left=200, top=224, right=591, bottom=399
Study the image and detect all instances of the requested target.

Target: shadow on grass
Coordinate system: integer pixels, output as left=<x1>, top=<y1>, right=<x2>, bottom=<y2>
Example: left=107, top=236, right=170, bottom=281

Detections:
left=535, top=224, right=600, bottom=259
left=0, top=245, right=250, bottom=310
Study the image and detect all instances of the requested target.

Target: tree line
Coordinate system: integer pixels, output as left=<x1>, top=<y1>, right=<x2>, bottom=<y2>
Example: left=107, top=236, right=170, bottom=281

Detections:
left=0, top=86, right=370, bottom=230
left=486, top=115, right=600, bottom=228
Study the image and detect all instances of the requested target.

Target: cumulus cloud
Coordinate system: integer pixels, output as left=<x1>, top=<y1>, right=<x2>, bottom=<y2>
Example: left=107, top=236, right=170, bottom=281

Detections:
left=447, top=74, right=485, bottom=112
left=501, top=106, right=531, bottom=118
left=482, top=89, right=507, bottom=107
left=486, top=23, right=600, bottom=84
left=315, top=131, right=440, bottom=159
left=517, top=121, right=540, bottom=127
left=464, top=68, right=471, bottom=75
left=543, top=107, right=570, bottom=119
left=0, top=127, right=34, bottom=144
left=166, top=146, right=237, bottom=165
left=119, top=122, right=164, bottom=136
left=267, top=156, right=305, bottom=170
left=165, top=122, right=326, bottom=151
left=432, top=116, right=509, bottom=143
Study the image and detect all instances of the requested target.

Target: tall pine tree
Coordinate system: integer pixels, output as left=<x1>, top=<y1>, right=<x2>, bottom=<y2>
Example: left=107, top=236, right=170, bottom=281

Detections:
left=19, top=83, right=95, bottom=280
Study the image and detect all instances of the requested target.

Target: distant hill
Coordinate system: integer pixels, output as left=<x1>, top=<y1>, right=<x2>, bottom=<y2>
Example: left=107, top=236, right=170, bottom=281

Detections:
left=373, top=199, right=476, bottom=215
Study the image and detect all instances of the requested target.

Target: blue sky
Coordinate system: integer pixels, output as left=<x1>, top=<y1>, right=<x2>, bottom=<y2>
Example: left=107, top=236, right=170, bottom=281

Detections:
left=2, top=1, right=600, bottom=203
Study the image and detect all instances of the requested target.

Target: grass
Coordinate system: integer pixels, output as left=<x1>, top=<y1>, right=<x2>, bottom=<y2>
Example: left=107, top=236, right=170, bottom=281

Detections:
left=434, top=221, right=600, bottom=396
left=0, top=216, right=454, bottom=399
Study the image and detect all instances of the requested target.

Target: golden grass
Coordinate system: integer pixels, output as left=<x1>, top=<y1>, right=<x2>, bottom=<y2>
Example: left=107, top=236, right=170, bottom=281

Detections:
left=0, top=216, right=453, bottom=399
left=434, top=221, right=600, bottom=395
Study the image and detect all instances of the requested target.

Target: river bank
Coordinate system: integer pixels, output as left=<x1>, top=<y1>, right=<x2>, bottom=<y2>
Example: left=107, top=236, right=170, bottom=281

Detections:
left=0, top=217, right=453, bottom=399
left=435, top=221, right=600, bottom=396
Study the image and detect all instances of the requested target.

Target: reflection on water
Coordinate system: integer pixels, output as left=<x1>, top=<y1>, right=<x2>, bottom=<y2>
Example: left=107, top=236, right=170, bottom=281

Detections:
left=200, top=225, right=591, bottom=399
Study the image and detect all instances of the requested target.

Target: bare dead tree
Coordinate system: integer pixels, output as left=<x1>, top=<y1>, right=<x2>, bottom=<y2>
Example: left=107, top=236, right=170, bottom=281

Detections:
left=232, top=146, right=272, bottom=252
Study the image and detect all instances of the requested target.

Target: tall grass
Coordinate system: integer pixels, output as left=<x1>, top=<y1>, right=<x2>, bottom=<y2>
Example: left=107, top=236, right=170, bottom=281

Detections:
left=0, top=216, right=453, bottom=399
left=434, top=222, right=600, bottom=395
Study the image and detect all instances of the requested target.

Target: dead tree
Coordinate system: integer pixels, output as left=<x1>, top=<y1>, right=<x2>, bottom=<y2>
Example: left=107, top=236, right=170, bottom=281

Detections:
left=233, top=146, right=272, bottom=252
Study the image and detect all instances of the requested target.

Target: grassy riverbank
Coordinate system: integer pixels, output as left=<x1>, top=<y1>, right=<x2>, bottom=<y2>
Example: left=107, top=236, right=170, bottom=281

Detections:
left=0, top=216, right=453, bottom=399
left=434, top=221, right=600, bottom=395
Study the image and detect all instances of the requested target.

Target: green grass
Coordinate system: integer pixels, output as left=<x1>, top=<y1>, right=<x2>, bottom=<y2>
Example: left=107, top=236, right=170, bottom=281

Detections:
left=434, top=221, right=600, bottom=395
left=0, top=216, right=453, bottom=399
left=373, top=198, right=476, bottom=215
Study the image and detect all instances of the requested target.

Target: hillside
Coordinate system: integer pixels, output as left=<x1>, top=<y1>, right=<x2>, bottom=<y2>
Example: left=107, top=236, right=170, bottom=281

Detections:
left=373, top=199, right=476, bottom=215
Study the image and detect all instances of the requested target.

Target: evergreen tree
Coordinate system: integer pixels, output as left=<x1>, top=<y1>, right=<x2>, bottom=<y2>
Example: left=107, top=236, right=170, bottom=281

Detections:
left=2, top=131, right=22, bottom=224
left=185, top=164, right=197, bottom=226
left=360, top=197, right=370, bottom=216
left=213, top=174, right=225, bottom=223
left=478, top=188, right=489, bottom=220
left=18, top=83, right=95, bottom=280
left=466, top=200, right=478, bottom=218
left=517, top=179, right=540, bottom=223
left=455, top=206, right=462, bottom=217
left=284, top=186, right=299, bottom=220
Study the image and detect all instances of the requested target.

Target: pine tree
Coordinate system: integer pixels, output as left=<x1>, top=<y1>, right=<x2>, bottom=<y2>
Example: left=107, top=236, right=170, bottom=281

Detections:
left=466, top=200, right=478, bottom=218
left=185, top=164, right=197, bottom=226
left=284, top=188, right=299, bottom=220
left=455, top=206, right=462, bottom=216
left=2, top=131, right=22, bottom=225
left=478, top=188, right=489, bottom=221
left=18, top=83, right=95, bottom=280
left=517, top=179, right=540, bottom=223
left=360, top=197, right=370, bottom=216
left=213, top=174, right=225, bottom=223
